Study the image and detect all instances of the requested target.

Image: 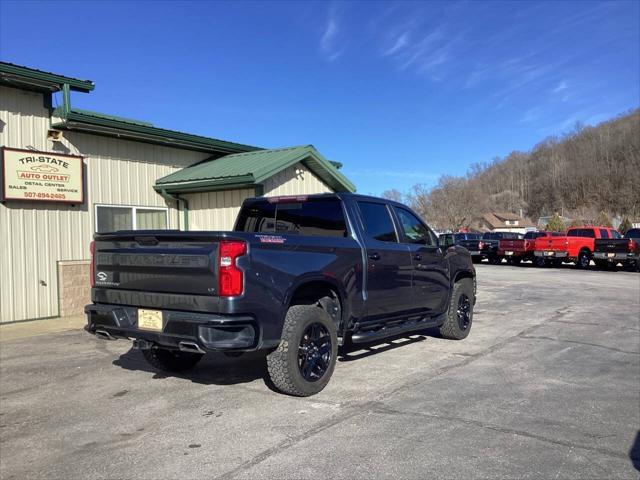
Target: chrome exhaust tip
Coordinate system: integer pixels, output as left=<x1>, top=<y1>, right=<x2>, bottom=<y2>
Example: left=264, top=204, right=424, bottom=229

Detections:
left=95, top=329, right=116, bottom=340
left=178, top=341, right=205, bottom=354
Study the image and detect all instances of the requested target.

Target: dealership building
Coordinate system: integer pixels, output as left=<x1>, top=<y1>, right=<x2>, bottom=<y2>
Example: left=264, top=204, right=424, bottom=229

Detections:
left=0, top=62, right=355, bottom=323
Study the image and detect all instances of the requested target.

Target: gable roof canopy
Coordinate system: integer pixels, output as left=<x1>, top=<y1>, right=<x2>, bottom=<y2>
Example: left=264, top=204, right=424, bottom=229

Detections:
left=0, top=61, right=95, bottom=93
left=154, top=145, right=356, bottom=194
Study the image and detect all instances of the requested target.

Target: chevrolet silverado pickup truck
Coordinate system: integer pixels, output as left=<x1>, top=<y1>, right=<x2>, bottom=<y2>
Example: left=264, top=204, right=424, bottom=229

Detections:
left=498, top=231, right=564, bottom=266
left=593, top=228, right=640, bottom=271
left=85, top=193, right=476, bottom=396
left=459, top=231, right=523, bottom=264
left=533, top=226, right=619, bottom=268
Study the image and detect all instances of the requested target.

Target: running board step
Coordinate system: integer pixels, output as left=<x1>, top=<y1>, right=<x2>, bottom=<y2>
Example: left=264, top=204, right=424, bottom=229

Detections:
left=351, top=315, right=443, bottom=344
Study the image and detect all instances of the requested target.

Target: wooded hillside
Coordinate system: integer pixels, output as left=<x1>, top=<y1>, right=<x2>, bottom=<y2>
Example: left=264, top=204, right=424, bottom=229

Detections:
left=386, top=109, right=640, bottom=229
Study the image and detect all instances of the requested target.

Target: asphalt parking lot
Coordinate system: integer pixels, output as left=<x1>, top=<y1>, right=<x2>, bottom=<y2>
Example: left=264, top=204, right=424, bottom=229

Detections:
left=1, top=265, right=639, bottom=479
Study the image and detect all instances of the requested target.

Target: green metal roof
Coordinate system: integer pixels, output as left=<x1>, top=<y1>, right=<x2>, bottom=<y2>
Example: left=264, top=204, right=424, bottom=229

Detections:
left=0, top=61, right=94, bottom=92
left=154, top=145, right=356, bottom=193
left=52, top=109, right=261, bottom=155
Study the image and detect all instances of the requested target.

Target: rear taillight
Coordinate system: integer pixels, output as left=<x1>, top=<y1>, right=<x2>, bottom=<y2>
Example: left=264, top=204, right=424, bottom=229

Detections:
left=218, top=240, right=247, bottom=296
left=478, top=241, right=484, bottom=249
left=630, top=239, right=637, bottom=252
left=89, top=241, right=95, bottom=288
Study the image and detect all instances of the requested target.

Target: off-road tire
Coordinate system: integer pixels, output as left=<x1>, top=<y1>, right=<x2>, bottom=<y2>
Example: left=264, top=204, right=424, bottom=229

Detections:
left=509, top=257, right=521, bottom=265
left=534, top=257, right=546, bottom=268
left=141, top=347, right=203, bottom=372
left=267, top=304, right=338, bottom=397
left=471, top=257, right=481, bottom=264
left=488, top=255, right=501, bottom=265
left=439, top=278, right=474, bottom=340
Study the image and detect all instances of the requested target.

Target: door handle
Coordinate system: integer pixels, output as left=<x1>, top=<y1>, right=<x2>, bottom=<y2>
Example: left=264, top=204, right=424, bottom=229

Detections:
left=368, top=252, right=381, bottom=261
left=414, top=254, right=422, bottom=261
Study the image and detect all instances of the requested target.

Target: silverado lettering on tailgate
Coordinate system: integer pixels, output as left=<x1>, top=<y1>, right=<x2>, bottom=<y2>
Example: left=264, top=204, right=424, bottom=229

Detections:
left=96, top=253, right=209, bottom=268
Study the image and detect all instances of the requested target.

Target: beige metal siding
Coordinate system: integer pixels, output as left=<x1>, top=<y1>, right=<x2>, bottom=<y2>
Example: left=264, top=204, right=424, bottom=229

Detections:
left=184, top=189, right=254, bottom=231
left=0, top=86, right=208, bottom=322
left=263, top=163, right=332, bottom=197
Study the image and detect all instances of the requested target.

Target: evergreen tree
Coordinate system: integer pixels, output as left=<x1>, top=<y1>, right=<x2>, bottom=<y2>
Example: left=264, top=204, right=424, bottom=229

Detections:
left=618, top=217, right=632, bottom=234
left=595, top=211, right=613, bottom=227
left=569, top=219, right=584, bottom=228
left=546, top=213, right=566, bottom=232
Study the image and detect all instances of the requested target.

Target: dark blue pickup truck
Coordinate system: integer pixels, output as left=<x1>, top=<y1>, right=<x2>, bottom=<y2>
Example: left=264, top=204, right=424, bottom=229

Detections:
left=86, top=193, right=476, bottom=396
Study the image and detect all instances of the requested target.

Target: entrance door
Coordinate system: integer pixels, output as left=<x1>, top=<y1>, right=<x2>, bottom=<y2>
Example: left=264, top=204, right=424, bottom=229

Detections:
left=356, top=201, right=415, bottom=321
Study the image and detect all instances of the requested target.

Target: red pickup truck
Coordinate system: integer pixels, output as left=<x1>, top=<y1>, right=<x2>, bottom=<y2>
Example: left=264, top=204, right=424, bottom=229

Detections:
left=498, top=231, right=564, bottom=265
left=533, top=226, right=620, bottom=268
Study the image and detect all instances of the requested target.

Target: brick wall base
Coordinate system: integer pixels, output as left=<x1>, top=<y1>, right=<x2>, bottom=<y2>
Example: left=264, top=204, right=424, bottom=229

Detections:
left=58, top=260, right=91, bottom=317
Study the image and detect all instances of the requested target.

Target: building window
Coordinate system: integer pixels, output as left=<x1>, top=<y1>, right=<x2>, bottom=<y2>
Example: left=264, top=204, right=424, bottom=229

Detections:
left=95, top=205, right=168, bottom=233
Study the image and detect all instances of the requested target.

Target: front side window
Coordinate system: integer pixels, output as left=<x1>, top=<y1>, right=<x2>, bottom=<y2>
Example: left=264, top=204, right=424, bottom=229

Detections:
left=95, top=205, right=168, bottom=233
left=357, top=202, right=397, bottom=242
left=394, top=207, right=434, bottom=245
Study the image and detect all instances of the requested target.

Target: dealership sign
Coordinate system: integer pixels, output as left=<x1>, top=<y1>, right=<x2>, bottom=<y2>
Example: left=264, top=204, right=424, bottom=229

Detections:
left=1, top=147, right=84, bottom=203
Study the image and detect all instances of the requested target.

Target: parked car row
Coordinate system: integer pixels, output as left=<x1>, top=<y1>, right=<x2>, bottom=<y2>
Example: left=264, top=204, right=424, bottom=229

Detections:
left=442, top=227, right=640, bottom=271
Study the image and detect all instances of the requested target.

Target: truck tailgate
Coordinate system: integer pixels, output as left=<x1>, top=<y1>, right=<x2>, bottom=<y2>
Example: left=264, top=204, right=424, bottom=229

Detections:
left=93, top=231, right=228, bottom=296
left=500, top=239, right=526, bottom=253
left=594, top=239, right=629, bottom=254
left=536, top=236, right=568, bottom=251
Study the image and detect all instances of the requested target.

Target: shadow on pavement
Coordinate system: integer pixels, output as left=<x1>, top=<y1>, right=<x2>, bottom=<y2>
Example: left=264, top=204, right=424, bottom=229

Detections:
left=112, top=330, right=435, bottom=389
left=630, top=430, right=640, bottom=471
left=113, top=347, right=268, bottom=387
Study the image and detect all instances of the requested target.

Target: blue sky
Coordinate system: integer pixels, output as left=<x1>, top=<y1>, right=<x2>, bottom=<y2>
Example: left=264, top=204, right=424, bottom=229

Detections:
left=1, top=0, right=638, bottom=195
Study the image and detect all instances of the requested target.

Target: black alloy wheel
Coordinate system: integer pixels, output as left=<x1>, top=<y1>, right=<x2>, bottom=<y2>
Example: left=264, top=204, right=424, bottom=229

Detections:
left=298, top=322, right=332, bottom=382
left=456, top=294, right=472, bottom=331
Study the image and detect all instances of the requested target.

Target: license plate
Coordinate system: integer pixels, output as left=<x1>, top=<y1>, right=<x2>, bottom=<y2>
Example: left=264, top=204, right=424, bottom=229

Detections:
left=505, top=251, right=513, bottom=256
left=545, top=251, right=554, bottom=256
left=138, top=309, right=164, bottom=331
left=470, top=251, right=480, bottom=255
left=607, top=252, right=616, bottom=258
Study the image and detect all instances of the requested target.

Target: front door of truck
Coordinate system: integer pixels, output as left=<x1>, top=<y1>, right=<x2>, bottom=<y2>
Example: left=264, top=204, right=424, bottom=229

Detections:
left=356, top=201, right=415, bottom=321
left=392, top=206, right=450, bottom=315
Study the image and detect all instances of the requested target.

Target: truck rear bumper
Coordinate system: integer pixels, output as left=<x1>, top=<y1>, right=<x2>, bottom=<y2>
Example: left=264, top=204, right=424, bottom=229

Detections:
left=593, top=252, right=637, bottom=261
left=534, top=250, right=568, bottom=258
left=85, top=303, right=268, bottom=351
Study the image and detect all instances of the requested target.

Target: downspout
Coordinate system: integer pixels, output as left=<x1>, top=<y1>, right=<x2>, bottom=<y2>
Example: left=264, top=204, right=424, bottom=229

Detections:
left=61, top=83, right=71, bottom=116
left=159, top=189, right=189, bottom=230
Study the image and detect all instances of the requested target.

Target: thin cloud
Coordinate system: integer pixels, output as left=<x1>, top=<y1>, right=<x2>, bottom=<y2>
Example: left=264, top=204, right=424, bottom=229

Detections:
left=345, top=168, right=440, bottom=181
left=320, top=13, right=343, bottom=62
left=383, top=32, right=410, bottom=56
left=552, top=81, right=568, bottom=94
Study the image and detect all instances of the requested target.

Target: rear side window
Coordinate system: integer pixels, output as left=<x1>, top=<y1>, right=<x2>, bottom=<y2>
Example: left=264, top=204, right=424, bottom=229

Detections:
left=568, top=228, right=595, bottom=238
left=235, top=198, right=347, bottom=237
left=611, top=230, right=621, bottom=239
left=524, top=232, right=537, bottom=239
left=625, top=229, right=640, bottom=239
left=358, top=202, right=397, bottom=242
left=599, top=229, right=610, bottom=239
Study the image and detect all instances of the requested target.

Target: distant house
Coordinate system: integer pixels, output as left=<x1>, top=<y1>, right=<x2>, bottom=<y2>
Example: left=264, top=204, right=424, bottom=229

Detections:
left=478, top=212, right=536, bottom=233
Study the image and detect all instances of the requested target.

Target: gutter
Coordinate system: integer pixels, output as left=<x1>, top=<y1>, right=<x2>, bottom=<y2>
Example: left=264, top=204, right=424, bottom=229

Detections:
left=159, top=189, right=189, bottom=230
